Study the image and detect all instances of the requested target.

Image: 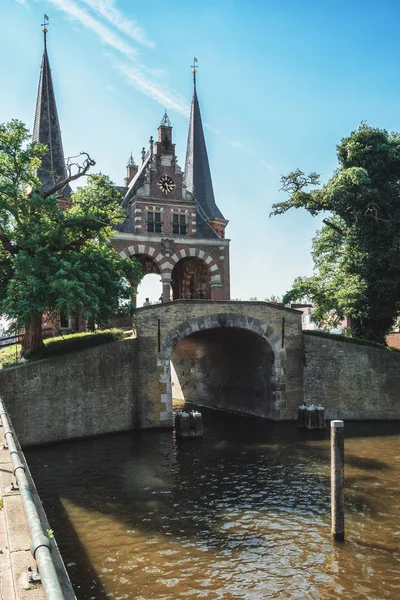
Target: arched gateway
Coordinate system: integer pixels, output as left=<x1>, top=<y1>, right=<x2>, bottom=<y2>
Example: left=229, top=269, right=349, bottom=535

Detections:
left=133, top=301, right=304, bottom=428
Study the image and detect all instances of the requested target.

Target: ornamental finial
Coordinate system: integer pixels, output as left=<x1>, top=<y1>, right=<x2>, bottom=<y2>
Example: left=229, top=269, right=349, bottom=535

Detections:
left=160, top=109, right=171, bottom=127
left=127, top=152, right=136, bottom=167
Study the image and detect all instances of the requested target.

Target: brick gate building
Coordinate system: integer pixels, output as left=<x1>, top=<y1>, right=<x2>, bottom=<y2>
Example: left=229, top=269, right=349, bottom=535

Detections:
left=112, top=67, right=230, bottom=304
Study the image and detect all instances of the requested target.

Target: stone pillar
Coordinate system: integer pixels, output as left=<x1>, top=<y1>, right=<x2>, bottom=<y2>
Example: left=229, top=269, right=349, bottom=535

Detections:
left=130, top=279, right=138, bottom=309
left=161, top=273, right=172, bottom=303
left=210, top=282, right=223, bottom=300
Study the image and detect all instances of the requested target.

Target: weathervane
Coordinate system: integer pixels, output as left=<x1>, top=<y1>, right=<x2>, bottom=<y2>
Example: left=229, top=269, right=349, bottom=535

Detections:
left=191, top=57, right=198, bottom=86
left=41, top=14, right=49, bottom=47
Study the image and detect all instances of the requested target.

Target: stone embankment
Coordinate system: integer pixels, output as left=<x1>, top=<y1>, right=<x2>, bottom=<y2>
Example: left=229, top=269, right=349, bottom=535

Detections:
left=0, top=330, right=399, bottom=451
left=0, top=338, right=136, bottom=446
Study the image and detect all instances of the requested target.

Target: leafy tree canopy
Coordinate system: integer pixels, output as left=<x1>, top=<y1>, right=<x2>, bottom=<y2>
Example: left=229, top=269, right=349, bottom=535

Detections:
left=271, top=124, right=400, bottom=344
left=0, top=120, right=141, bottom=356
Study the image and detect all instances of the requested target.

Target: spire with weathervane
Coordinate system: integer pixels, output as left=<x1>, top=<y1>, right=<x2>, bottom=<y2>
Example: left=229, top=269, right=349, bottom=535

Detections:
left=184, top=58, right=226, bottom=229
left=33, top=15, right=71, bottom=196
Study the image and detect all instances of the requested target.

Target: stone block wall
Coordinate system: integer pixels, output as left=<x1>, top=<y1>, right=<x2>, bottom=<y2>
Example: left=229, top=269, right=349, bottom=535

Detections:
left=0, top=339, right=136, bottom=446
left=304, top=334, right=400, bottom=419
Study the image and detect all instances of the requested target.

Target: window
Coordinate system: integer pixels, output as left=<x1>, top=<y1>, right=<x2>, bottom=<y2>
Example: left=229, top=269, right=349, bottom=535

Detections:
left=60, top=312, right=72, bottom=330
left=147, top=211, right=162, bottom=233
left=172, top=213, right=187, bottom=235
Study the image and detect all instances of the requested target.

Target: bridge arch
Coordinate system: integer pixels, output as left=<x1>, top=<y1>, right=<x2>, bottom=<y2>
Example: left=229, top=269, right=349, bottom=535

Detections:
left=157, top=312, right=286, bottom=423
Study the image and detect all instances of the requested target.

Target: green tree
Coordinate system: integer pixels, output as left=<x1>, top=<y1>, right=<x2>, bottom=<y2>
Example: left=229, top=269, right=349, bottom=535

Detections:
left=0, top=120, right=141, bottom=357
left=271, top=124, right=400, bottom=344
left=265, top=294, right=282, bottom=304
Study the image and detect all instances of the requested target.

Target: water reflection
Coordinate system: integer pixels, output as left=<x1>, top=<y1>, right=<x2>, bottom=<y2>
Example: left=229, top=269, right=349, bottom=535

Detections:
left=25, top=410, right=400, bottom=599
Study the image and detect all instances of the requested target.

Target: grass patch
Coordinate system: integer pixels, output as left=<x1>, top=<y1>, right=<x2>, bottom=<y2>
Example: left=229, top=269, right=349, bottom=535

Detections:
left=303, top=329, right=400, bottom=352
left=0, top=344, right=23, bottom=370
left=0, top=328, right=128, bottom=370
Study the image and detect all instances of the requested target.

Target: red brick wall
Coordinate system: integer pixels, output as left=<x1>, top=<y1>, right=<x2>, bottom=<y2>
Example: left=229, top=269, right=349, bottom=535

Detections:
left=131, top=198, right=198, bottom=237
left=386, top=332, right=400, bottom=349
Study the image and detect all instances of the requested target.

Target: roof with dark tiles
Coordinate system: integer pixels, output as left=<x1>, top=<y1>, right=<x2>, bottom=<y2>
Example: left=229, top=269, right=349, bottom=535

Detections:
left=184, top=85, right=225, bottom=221
left=33, top=32, right=71, bottom=196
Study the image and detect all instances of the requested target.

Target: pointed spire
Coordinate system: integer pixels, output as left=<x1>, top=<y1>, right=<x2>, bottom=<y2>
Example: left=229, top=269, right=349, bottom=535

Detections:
left=33, top=17, right=70, bottom=196
left=184, top=61, right=224, bottom=220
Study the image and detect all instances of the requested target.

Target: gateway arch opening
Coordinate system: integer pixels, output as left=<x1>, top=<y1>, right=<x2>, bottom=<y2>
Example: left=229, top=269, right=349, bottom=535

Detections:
left=170, top=327, right=275, bottom=418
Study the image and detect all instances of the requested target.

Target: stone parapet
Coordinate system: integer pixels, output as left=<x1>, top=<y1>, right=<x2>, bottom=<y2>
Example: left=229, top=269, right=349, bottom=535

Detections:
left=304, top=334, right=400, bottom=419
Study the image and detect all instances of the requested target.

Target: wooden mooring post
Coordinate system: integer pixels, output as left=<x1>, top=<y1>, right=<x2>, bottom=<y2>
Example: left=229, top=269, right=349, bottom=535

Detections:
left=175, top=410, right=203, bottom=439
left=331, top=420, right=344, bottom=541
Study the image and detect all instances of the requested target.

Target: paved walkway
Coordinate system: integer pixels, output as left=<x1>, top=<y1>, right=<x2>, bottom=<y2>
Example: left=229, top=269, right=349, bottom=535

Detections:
left=0, top=426, right=45, bottom=599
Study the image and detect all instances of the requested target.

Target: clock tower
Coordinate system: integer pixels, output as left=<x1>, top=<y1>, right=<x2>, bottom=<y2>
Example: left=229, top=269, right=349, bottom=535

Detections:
left=150, top=111, right=183, bottom=200
left=113, top=69, right=230, bottom=304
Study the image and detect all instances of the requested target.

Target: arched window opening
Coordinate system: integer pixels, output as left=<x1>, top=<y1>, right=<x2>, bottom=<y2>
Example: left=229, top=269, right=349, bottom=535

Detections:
left=171, top=257, right=209, bottom=300
left=137, top=274, right=163, bottom=307
left=134, top=255, right=163, bottom=307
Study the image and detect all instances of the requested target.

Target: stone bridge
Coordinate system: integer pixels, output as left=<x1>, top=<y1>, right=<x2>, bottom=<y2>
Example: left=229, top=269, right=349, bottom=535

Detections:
left=134, top=300, right=304, bottom=428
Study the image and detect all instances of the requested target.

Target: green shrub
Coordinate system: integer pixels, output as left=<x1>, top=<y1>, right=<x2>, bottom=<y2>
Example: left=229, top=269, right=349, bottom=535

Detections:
left=0, top=328, right=127, bottom=370
left=37, top=328, right=125, bottom=359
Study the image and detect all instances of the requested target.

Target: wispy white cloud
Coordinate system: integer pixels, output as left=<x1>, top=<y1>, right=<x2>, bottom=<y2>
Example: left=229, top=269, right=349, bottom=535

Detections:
left=80, top=0, right=154, bottom=48
left=229, top=139, right=256, bottom=156
left=205, top=123, right=221, bottom=136
left=46, top=0, right=137, bottom=57
left=229, top=140, right=243, bottom=149
left=115, top=62, right=190, bottom=117
left=14, top=0, right=28, bottom=6
left=43, top=0, right=188, bottom=117
left=260, top=160, right=275, bottom=172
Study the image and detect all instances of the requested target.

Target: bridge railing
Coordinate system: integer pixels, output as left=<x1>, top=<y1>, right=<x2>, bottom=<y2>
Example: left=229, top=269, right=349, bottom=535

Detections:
left=0, top=398, right=69, bottom=599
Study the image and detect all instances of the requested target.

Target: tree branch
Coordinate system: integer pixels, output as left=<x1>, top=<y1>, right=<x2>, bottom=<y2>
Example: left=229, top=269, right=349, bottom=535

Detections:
left=322, top=218, right=345, bottom=236
left=36, top=152, right=96, bottom=198
left=0, top=230, right=19, bottom=255
left=364, top=202, right=400, bottom=225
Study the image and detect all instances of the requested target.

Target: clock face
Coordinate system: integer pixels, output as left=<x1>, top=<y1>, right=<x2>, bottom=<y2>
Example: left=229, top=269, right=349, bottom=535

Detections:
left=158, top=175, right=175, bottom=194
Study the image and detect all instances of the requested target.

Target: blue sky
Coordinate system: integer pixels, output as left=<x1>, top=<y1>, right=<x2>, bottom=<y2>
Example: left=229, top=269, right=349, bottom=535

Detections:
left=3, top=0, right=400, bottom=303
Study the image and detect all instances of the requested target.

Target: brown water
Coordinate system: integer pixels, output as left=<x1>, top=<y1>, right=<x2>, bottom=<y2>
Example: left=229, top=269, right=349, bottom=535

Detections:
left=25, top=410, right=400, bottom=599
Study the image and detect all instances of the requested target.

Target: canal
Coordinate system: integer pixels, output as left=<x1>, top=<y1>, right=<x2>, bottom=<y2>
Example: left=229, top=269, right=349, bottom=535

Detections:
left=25, top=409, right=400, bottom=599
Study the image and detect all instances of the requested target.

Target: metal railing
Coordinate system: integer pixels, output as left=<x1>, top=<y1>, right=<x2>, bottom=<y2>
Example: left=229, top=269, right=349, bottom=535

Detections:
left=0, top=328, right=53, bottom=349
left=0, top=399, right=65, bottom=599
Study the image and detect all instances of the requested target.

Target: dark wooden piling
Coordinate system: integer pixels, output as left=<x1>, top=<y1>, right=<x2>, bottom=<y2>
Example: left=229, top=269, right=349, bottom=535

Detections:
left=175, top=410, right=203, bottom=438
left=331, top=419, right=344, bottom=541
left=189, top=411, right=203, bottom=437
left=175, top=411, right=190, bottom=438
left=298, top=405, right=306, bottom=428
